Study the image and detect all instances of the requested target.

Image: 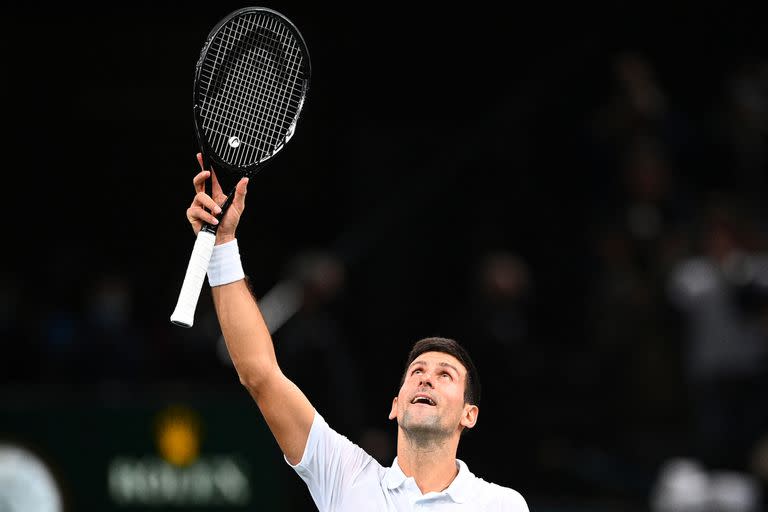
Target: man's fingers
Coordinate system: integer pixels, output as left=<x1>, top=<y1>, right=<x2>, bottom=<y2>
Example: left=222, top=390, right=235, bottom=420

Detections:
left=193, top=170, right=210, bottom=193
left=195, top=153, right=223, bottom=198
left=186, top=206, right=219, bottom=226
left=193, top=191, right=222, bottom=214
left=232, top=177, right=249, bottom=211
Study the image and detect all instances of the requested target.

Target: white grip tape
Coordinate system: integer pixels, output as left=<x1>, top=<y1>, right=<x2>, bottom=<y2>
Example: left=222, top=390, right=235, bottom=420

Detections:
left=170, top=230, right=217, bottom=327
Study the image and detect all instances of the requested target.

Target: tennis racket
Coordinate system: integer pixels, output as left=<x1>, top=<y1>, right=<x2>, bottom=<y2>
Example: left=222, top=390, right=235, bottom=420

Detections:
left=170, top=7, right=311, bottom=328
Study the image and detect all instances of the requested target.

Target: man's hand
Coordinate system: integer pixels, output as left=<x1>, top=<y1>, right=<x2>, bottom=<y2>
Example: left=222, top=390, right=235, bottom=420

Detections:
left=186, top=153, right=248, bottom=245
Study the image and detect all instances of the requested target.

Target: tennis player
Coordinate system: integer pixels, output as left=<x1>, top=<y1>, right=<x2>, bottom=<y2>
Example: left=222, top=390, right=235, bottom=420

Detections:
left=186, top=155, right=529, bottom=510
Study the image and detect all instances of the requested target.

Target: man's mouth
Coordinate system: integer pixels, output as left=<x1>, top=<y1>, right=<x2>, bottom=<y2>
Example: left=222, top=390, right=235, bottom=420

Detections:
left=411, top=394, right=436, bottom=406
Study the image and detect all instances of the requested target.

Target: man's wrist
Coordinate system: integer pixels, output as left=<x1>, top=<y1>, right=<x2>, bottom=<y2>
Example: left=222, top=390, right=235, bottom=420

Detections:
left=207, top=238, right=245, bottom=287
left=215, top=233, right=236, bottom=246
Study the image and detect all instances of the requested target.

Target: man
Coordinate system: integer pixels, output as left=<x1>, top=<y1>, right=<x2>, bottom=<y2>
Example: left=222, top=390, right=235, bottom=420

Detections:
left=185, top=154, right=529, bottom=510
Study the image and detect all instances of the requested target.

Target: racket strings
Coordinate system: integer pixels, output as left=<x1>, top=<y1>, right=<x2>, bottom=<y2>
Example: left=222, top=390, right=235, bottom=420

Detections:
left=229, top=15, right=300, bottom=164
left=198, top=12, right=306, bottom=169
left=210, top=18, right=303, bottom=166
left=247, top=16, right=304, bottom=163
left=210, top=19, right=288, bottom=148
left=201, top=15, right=300, bottom=159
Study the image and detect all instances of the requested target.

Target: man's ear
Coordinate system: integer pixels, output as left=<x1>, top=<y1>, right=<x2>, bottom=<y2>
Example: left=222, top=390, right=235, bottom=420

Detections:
left=460, top=404, right=479, bottom=430
left=388, top=396, right=398, bottom=420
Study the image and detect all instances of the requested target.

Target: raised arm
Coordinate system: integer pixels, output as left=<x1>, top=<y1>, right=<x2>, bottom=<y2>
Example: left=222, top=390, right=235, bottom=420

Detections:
left=186, top=154, right=314, bottom=464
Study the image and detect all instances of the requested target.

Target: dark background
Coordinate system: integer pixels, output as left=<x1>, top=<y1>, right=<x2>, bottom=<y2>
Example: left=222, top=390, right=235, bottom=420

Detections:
left=2, top=2, right=768, bottom=510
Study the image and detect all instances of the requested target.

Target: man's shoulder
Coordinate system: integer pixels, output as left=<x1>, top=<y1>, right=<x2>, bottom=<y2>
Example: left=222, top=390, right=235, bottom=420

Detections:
left=467, top=474, right=528, bottom=510
left=483, top=480, right=528, bottom=508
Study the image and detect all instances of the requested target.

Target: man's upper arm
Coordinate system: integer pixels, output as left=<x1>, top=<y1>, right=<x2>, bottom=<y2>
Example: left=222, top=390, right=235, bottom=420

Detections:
left=249, top=370, right=315, bottom=465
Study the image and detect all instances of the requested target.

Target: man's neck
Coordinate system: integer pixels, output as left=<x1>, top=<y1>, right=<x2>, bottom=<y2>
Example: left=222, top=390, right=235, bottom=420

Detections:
left=395, top=430, right=460, bottom=495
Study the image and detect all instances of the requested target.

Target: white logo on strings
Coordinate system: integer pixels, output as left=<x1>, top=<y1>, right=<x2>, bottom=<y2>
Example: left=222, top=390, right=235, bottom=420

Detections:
left=228, top=136, right=241, bottom=148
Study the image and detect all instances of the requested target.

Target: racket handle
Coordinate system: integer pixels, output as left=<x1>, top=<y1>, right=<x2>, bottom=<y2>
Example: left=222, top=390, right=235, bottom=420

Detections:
left=170, top=230, right=217, bottom=327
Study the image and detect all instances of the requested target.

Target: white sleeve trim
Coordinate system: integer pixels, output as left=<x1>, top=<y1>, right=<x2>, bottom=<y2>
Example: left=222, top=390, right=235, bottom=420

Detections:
left=285, top=410, right=322, bottom=470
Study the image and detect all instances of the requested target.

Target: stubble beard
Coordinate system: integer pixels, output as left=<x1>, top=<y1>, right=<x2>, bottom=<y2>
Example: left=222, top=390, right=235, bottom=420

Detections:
left=399, top=408, right=452, bottom=449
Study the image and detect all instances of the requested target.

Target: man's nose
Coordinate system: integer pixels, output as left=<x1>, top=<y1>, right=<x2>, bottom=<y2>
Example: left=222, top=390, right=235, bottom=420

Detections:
left=418, top=373, right=434, bottom=388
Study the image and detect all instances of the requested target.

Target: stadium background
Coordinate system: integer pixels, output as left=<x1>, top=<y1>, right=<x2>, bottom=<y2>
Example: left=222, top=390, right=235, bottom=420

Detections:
left=1, top=2, right=767, bottom=510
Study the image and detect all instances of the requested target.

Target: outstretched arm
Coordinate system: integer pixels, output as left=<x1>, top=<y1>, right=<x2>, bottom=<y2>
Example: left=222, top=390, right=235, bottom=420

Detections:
left=187, top=154, right=314, bottom=465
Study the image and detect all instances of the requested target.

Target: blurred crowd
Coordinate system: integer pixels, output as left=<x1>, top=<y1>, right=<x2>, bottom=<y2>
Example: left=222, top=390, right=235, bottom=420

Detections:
left=581, top=52, right=768, bottom=510
left=1, top=50, right=767, bottom=510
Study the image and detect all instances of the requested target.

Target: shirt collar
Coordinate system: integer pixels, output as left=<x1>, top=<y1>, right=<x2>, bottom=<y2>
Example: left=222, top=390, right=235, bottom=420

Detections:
left=383, top=457, right=474, bottom=503
left=383, top=456, right=408, bottom=490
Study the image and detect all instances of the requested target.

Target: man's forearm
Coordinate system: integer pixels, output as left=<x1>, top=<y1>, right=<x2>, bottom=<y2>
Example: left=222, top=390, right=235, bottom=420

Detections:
left=212, top=279, right=278, bottom=390
left=211, top=277, right=315, bottom=461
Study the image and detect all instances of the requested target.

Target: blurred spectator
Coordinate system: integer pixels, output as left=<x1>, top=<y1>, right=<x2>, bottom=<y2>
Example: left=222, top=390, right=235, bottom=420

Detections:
left=623, top=137, right=677, bottom=240
left=667, top=201, right=768, bottom=472
left=710, top=59, right=768, bottom=214
left=467, top=250, right=533, bottom=360
left=587, top=220, right=685, bottom=432
left=587, top=51, right=694, bottom=192
left=651, top=457, right=762, bottom=512
left=618, top=135, right=690, bottom=272
left=0, top=444, right=64, bottom=512
left=650, top=458, right=710, bottom=512
left=585, top=135, right=690, bottom=435
left=596, top=51, right=669, bottom=140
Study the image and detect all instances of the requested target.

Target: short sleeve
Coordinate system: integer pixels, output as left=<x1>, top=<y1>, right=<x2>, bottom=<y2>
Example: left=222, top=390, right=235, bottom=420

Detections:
left=505, top=488, right=529, bottom=511
left=285, top=411, right=375, bottom=511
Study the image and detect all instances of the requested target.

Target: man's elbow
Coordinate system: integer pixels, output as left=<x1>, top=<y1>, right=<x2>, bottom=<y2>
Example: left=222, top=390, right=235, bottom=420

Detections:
left=237, top=361, right=280, bottom=394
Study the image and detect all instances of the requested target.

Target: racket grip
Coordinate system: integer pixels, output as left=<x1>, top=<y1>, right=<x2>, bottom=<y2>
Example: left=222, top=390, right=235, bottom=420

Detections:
left=170, top=230, right=217, bottom=327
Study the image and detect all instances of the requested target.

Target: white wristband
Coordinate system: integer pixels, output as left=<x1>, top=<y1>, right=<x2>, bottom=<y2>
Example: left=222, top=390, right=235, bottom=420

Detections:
left=207, top=239, right=245, bottom=287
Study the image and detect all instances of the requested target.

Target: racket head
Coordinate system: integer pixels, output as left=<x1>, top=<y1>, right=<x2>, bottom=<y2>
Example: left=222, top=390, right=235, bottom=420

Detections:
left=193, top=7, right=311, bottom=183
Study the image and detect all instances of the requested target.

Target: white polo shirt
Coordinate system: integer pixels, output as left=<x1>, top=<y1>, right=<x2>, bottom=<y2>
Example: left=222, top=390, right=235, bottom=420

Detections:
left=286, top=412, right=529, bottom=511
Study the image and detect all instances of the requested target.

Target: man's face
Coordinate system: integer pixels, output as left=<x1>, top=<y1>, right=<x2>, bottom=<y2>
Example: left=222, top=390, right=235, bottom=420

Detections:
left=388, top=351, right=478, bottom=439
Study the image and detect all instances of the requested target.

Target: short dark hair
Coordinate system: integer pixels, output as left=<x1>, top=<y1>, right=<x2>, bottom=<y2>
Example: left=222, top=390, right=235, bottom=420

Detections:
left=398, top=337, right=481, bottom=406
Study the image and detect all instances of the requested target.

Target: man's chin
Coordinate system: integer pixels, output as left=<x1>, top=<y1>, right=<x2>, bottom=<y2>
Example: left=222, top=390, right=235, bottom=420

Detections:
left=400, top=411, right=445, bottom=435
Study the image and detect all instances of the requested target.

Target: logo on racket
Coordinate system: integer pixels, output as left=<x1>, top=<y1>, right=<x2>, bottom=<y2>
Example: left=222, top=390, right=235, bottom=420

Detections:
left=228, top=136, right=241, bottom=148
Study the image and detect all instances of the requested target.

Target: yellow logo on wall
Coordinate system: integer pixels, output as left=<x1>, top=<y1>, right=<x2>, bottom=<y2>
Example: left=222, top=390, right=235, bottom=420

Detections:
left=155, top=405, right=201, bottom=467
